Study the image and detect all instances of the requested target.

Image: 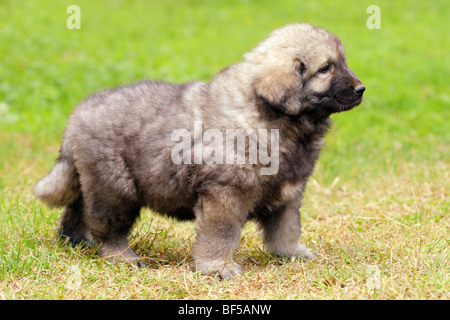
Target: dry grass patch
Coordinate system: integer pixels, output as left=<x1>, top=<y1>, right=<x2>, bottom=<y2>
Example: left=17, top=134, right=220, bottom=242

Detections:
left=1, top=157, right=448, bottom=299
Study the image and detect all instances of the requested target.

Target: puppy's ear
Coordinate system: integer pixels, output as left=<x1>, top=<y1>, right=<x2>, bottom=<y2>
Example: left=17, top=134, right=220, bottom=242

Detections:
left=254, top=60, right=305, bottom=117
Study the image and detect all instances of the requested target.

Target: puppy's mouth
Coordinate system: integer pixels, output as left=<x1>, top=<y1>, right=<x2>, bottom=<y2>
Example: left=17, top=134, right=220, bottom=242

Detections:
left=334, top=97, right=362, bottom=112
left=304, top=94, right=363, bottom=116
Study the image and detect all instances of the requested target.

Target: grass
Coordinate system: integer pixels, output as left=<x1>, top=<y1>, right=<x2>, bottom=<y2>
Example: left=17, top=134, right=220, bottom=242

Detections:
left=0, top=0, right=448, bottom=299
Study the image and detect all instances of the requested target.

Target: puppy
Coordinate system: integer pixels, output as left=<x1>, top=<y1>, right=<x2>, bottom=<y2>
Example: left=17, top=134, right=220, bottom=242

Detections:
left=35, top=23, right=364, bottom=279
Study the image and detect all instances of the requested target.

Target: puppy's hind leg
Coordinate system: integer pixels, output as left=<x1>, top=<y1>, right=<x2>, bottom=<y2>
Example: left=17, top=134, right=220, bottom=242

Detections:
left=83, top=194, right=147, bottom=269
left=58, top=196, right=92, bottom=246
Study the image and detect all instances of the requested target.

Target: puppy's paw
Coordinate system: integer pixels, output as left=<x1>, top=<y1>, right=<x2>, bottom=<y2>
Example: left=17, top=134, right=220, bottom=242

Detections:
left=274, top=243, right=317, bottom=261
left=99, top=242, right=148, bottom=269
left=196, top=259, right=242, bottom=280
left=293, top=244, right=316, bottom=260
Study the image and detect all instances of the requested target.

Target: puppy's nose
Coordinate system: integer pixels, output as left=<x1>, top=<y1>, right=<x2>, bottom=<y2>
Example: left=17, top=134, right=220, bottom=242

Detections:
left=354, top=85, right=366, bottom=96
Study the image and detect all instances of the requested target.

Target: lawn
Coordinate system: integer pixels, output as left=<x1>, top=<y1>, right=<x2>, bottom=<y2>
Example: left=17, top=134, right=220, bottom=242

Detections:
left=0, top=0, right=448, bottom=300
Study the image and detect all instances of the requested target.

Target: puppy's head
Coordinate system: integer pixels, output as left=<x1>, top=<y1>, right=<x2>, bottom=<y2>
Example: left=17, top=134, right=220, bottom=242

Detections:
left=245, top=23, right=364, bottom=117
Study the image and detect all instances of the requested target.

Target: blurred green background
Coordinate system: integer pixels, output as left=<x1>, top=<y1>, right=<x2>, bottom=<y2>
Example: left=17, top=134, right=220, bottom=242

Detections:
left=0, top=0, right=448, bottom=188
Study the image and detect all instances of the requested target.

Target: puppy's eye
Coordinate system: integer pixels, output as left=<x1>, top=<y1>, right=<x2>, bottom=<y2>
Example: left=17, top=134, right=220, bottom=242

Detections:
left=318, top=65, right=331, bottom=73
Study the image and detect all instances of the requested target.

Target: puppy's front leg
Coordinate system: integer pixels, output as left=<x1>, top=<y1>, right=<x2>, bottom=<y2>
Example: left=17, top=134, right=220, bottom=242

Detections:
left=193, top=193, right=246, bottom=279
left=260, top=202, right=316, bottom=260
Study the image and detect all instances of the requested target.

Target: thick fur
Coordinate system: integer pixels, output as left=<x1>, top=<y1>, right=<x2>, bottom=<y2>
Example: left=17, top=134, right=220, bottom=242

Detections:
left=34, top=23, right=364, bottom=278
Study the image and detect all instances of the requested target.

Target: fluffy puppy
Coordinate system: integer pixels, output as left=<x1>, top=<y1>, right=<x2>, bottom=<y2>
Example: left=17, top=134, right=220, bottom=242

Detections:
left=35, top=23, right=365, bottom=279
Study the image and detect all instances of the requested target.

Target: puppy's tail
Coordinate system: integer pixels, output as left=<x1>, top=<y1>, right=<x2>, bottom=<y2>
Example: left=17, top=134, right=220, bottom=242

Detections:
left=34, top=151, right=80, bottom=208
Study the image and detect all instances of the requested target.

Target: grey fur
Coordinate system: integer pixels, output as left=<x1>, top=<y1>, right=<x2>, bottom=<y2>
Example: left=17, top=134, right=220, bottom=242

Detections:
left=35, top=23, right=364, bottom=278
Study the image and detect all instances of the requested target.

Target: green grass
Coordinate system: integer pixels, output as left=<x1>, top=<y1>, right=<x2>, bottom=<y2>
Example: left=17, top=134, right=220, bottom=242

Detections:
left=0, top=0, right=448, bottom=299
